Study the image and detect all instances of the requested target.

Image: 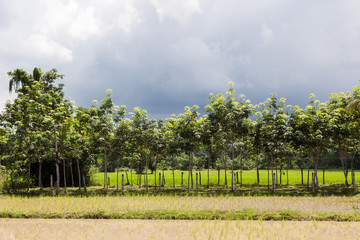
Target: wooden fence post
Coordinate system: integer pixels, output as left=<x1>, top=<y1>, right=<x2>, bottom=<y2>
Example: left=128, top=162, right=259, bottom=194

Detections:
left=323, top=169, right=325, bottom=185
left=286, top=169, right=289, bottom=185
left=240, top=170, right=243, bottom=187
left=181, top=172, right=184, bottom=185
left=159, top=173, right=161, bottom=190
left=352, top=169, right=355, bottom=191
left=196, top=173, right=198, bottom=193
left=218, top=168, right=220, bottom=186
left=199, top=172, right=201, bottom=186
left=234, top=173, right=236, bottom=191
left=272, top=173, right=276, bottom=193
left=121, top=174, right=124, bottom=195
left=280, top=169, right=282, bottom=185
left=301, top=168, right=303, bottom=185
left=312, top=173, right=315, bottom=193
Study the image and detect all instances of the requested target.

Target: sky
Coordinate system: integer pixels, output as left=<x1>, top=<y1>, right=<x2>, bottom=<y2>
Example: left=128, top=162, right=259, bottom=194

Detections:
left=1, top=0, right=360, bottom=118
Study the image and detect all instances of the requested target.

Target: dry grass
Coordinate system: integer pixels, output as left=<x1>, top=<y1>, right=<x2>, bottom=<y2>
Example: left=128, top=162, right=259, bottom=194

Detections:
left=0, top=196, right=359, bottom=214
left=1, top=219, right=360, bottom=240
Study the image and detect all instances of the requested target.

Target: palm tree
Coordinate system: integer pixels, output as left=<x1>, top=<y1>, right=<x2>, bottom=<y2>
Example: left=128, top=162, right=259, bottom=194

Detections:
left=8, top=68, right=41, bottom=93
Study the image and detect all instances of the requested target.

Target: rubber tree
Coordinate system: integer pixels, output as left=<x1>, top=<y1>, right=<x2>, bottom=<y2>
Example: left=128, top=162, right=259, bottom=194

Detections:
left=150, top=119, right=167, bottom=189
left=199, top=116, right=223, bottom=188
left=250, top=117, right=265, bottom=185
left=205, top=82, right=252, bottom=190
left=290, top=95, right=331, bottom=187
left=113, top=118, right=132, bottom=189
left=130, top=107, right=155, bottom=192
left=5, top=68, right=70, bottom=193
left=89, top=89, right=126, bottom=191
left=258, top=93, right=291, bottom=186
left=72, top=106, right=94, bottom=189
left=328, top=91, right=357, bottom=186
left=172, top=105, right=202, bottom=193
left=164, top=117, right=183, bottom=188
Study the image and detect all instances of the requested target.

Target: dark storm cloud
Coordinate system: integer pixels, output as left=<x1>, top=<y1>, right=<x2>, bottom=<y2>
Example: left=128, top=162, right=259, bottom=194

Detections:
left=1, top=0, right=360, bottom=117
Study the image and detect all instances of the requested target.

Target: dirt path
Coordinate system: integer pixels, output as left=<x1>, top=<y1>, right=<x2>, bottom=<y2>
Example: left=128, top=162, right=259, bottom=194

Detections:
left=1, top=219, right=360, bottom=240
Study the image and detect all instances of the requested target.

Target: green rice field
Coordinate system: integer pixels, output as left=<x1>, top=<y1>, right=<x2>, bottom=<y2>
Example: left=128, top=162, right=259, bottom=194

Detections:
left=92, top=169, right=360, bottom=187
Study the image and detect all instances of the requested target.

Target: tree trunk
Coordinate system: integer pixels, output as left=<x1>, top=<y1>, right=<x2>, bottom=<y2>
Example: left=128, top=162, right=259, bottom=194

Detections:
left=104, top=147, right=108, bottom=191
left=62, top=158, right=67, bottom=193
left=275, top=160, right=278, bottom=185
left=77, top=158, right=81, bottom=190
left=240, top=154, right=243, bottom=187
left=270, top=153, right=274, bottom=187
left=130, top=157, right=133, bottom=186
left=145, top=151, right=149, bottom=192
left=339, top=145, right=349, bottom=186
left=117, top=167, right=119, bottom=191
left=256, top=158, right=260, bottom=185
left=224, top=149, right=227, bottom=187
left=38, top=158, right=42, bottom=188
left=286, top=157, right=289, bottom=185
left=172, top=168, right=175, bottom=188
left=50, top=175, right=53, bottom=195
left=207, top=153, right=210, bottom=188
left=218, top=168, right=220, bottom=186
left=126, top=171, right=129, bottom=185
left=313, top=149, right=320, bottom=188
left=307, top=157, right=310, bottom=187
left=267, top=157, right=270, bottom=189
left=187, top=152, right=193, bottom=193
left=82, top=174, right=87, bottom=192
left=154, top=155, right=158, bottom=189
left=351, top=157, right=355, bottom=190
left=54, top=126, right=60, bottom=195
left=70, top=159, right=74, bottom=188
left=231, top=140, right=234, bottom=191
left=27, top=156, right=31, bottom=192
left=162, top=170, right=165, bottom=186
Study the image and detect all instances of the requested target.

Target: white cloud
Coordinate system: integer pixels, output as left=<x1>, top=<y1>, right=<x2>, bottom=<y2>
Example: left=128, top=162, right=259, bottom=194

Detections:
left=27, top=34, right=73, bottom=62
left=150, top=0, right=201, bottom=23
left=2, top=0, right=360, bottom=115
left=260, top=23, right=274, bottom=45
left=68, top=7, right=103, bottom=41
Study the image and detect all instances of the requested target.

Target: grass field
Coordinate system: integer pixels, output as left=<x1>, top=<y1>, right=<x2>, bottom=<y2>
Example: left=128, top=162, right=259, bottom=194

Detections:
left=1, top=219, right=360, bottom=240
left=92, top=169, right=359, bottom=187
left=0, top=195, right=359, bottom=221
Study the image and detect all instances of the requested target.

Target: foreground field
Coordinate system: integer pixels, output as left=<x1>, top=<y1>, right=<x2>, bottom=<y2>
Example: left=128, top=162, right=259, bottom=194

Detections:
left=0, top=196, right=359, bottom=221
left=1, top=219, right=360, bottom=240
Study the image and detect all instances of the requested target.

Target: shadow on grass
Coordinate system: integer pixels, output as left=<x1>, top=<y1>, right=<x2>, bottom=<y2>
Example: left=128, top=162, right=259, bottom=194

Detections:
left=2, top=183, right=359, bottom=197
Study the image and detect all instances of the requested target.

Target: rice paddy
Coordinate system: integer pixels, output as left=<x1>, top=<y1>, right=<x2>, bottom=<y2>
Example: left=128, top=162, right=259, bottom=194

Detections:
left=1, top=219, right=360, bottom=240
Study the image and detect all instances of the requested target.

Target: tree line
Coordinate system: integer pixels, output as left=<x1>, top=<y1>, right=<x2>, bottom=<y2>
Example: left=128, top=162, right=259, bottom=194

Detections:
left=1, top=67, right=360, bottom=193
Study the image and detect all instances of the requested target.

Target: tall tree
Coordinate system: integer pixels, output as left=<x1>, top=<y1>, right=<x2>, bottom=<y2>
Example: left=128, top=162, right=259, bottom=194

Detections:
left=130, top=107, right=155, bottom=192
left=172, top=105, right=202, bottom=193
left=205, top=82, right=252, bottom=190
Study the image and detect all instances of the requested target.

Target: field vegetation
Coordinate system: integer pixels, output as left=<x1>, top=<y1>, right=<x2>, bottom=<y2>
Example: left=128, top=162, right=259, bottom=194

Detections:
left=92, top=169, right=360, bottom=187
left=1, top=219, right=360, bottom=240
